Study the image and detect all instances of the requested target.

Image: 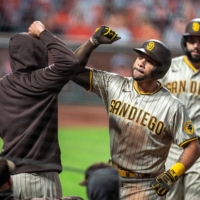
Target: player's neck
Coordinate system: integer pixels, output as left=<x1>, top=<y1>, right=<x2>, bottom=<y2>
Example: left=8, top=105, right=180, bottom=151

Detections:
left=186, top=56, right=200, bottom=70
left=134, top=80, right=159, bottom=94
left=191, top=62, right=200, bottom=70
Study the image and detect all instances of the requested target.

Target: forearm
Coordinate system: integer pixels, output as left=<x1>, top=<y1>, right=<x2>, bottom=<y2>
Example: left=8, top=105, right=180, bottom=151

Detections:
left=74, top=25, right=120, bottom=71
left=72, top=26, right=120, bottom=89
left=28, top=21, right=79, bottom=74
left=176, top=139, right=200, bottom=172
left=169, top=139, right=200, bottom=178
left=74, top=39, right=97, bottom=70
left=72, top=39, right=96, bottom=90
left=150, top=139, right=200, bottom=196
left=40, top=30, right=79, bottom=74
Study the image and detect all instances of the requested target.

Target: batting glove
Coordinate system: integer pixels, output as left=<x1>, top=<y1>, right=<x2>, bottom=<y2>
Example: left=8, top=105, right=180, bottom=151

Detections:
left=90, top=26, right=121, bottom=46
left=150, top=169, right=178, bottom=196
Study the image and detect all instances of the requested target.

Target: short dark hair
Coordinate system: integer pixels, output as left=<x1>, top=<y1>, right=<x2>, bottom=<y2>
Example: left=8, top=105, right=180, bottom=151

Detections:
left=0, top=158, right=15, bottom=186
left=79, top=162, right=113, bottom=186
left=87, top=168, right=120, bottom=200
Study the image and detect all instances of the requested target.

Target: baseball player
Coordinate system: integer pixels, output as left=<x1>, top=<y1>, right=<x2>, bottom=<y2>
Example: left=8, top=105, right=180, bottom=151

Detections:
left=72, top=26, right=200, bottom=200
left=0, top=21, right=80, bottom=199
left=161, top=18, right=200, bottom=200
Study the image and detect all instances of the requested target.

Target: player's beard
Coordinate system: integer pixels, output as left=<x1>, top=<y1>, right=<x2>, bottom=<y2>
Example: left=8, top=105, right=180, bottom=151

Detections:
left=133, top=76, right=149, bottom=81
left=186, top=49, right=200, bottom=63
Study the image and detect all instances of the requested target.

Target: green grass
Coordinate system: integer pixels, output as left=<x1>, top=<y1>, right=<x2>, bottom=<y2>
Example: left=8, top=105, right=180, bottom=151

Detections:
left=0, top=127, right=110, bottom=200
left=59, top=127, right=110, bottom=199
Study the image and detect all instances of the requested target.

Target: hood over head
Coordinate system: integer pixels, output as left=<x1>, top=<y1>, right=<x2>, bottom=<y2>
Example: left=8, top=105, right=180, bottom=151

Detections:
left=9, top=32, right=48, bottom=72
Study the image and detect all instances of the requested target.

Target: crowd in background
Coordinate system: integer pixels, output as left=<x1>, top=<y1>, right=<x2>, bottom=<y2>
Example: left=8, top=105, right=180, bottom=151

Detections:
left=0, top=0, right=200, bottom=77
left=0, top=0, right=200, bottom=46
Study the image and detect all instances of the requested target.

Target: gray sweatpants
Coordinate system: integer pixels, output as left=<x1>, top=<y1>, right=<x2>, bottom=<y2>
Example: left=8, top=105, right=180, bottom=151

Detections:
left=12, top=172, right=62, bottom=200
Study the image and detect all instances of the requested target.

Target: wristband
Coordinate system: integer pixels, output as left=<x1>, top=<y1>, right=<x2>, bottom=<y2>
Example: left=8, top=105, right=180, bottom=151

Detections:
left=170, top=162, right=185, bottom=177
left=89, top=38, right=96, bottom=46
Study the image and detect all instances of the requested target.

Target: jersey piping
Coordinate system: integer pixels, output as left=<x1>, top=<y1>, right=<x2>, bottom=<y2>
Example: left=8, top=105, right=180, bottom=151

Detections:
left=133, top=81, right=163, bottom=95
left=179, top=137, right=198, bottom=147
left=89, top=70, right=93, bottom=91
left=183, top=55, right=197, bottom=72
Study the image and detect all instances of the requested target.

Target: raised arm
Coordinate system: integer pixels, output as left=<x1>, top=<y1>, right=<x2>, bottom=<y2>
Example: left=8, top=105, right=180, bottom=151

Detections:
left=28, top=21, right=45, bottom=37
left=72, top=26, right=121, bottom=90
left=75, top=26, right=121, bottom=69
left=28, top=21, right=80, bottom=89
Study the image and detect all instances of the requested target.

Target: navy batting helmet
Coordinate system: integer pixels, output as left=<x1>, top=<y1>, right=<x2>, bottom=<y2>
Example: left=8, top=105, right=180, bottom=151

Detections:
left=181, top=18, right=200, bottom=54
left=133, top=39, right=172, bottom=79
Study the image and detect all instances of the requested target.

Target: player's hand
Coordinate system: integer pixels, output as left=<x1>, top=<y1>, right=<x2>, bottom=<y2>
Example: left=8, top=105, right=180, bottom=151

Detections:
left=28, top=21, right=45, bottom=38
left=90, top=25, right=121, bottom=46
left=150, top=170, right=178, bottom=196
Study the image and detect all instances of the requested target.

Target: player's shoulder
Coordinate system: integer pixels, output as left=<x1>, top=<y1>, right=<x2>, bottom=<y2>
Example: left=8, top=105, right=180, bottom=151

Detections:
left=170, top=55, right=185, bottom=69
left=92, top=68, right=131, bottom=85
left=94, top=68, right=130, bottom=80
left=160, top=85, right=185, bottom=106
left=161, top=55, right=184, bottom=82
left=172, top=55, right=184, bottom=63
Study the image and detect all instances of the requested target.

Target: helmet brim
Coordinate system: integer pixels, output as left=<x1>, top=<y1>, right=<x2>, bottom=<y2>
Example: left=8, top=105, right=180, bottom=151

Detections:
left=133, top=48, right=162, bottom=66
left=183, top=33, right=200, bottom=37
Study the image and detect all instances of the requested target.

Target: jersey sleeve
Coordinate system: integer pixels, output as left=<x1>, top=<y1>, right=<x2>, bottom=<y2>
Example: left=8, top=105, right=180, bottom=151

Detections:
left=168, top=105, right=198, bottom=147
left=90, top=69, right=112, bottom=109
left=90, top=69, right=124, bottom=111
left=31, top=30, right=80, bottom=90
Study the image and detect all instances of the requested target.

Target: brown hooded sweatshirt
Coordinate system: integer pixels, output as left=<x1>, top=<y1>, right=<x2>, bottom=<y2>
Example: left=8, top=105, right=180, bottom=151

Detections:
left=0, top=30, right=79, bottom=174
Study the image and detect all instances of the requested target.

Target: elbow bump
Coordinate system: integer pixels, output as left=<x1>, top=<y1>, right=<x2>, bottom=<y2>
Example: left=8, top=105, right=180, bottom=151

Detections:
left=72, top=59, right=80, bottom=73
left=75, top=58, right=80, bottom=67
left=64, top=58, right=79, bottom=72
left=70, top=58, right=79, bottom=68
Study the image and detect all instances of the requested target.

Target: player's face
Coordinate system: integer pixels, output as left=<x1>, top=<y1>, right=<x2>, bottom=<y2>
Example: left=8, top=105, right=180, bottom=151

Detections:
left=132, top=53, right=157, bottom=81
left=186, top=36, right=200, bottom=63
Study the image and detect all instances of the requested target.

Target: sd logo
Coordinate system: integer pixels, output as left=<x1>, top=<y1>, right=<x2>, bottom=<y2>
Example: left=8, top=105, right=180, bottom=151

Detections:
left=184, top=121, right=194, bottom=134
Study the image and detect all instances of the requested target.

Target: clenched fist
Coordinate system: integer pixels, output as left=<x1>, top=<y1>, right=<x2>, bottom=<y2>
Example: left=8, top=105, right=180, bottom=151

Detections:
left=28, top=21, right=45, bottom=38
left=90, top=25, right=121, bottom=46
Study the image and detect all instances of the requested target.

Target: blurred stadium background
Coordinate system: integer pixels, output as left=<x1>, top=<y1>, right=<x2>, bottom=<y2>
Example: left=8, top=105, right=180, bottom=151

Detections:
left=0, top=0, right=199, bottom=199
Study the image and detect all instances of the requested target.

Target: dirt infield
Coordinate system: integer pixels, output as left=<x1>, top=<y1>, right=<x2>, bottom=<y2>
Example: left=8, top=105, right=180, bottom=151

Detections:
left=58, top=104, right=109, bottom=127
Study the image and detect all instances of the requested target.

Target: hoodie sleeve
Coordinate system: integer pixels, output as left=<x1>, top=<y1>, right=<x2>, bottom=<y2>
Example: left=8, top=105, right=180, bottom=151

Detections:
left=31, top=30, right=80, bottom=90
